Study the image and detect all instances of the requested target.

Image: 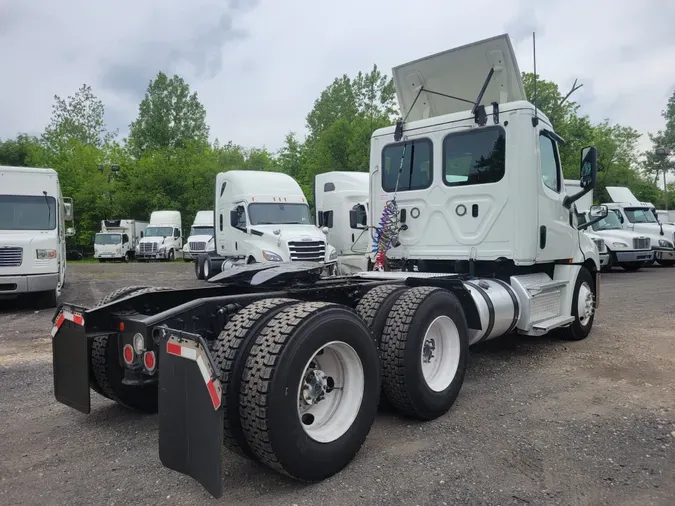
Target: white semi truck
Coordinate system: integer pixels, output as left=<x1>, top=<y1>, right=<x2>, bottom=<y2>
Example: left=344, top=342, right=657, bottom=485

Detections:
left=194, top=170, right=337, bottom=280
left=315, top=171, right=371, bottom=274
left=0, top=166, right=75, bottom=308
left=565, top=180, right=652, bottom=271
left=603, top=186, right=675, bottom=267
left=50, top=34, right=604, bottom=498
left=135, top=210, right=182, bottom=262
left=94, top=219, right=149, bottom=262
left=182, top=210, right=215, bottom=262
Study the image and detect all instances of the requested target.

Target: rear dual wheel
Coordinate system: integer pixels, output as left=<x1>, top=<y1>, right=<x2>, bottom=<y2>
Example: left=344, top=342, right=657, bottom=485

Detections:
left=214, top=300, right=380, bottom=481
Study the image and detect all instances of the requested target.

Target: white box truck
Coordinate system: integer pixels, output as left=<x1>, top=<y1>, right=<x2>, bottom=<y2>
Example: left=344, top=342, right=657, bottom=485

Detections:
left=603, top=186, right=675, bottom=266
left=565, top=180, right=652, bottom=271
left=182, top=210, right=215, bottom=262
left=50, top=34, right=606, bottom=498
left=94, top=219, right=149, bottom=262
left=315, top=171, right=371, bottom=275
left=135, top=211, right=182, bottom=262
left=194, top=170, right=337, bottom=279
left=0, top=166, right=74, bottom=308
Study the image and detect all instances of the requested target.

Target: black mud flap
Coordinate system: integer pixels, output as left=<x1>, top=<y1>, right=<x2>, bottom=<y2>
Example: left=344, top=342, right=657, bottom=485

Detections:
left=51, top=305, right=91, bottom=414
left=158, top=329, right=224, bottom=499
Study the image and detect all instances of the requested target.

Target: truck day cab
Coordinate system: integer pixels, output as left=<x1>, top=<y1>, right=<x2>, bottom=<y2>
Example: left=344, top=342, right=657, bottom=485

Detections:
left=49, top=34, right=604, bottom=498
left=94, top=219, right=148, bottom=263
left=603, top=186, right=675, bottom=266
left=194, top=170, right=337, bottom=280
left=135, top=211, right=182, bottom=262
left=182, top=210, right=214, bottom=262
left=1, top=166, right=75, bottom=308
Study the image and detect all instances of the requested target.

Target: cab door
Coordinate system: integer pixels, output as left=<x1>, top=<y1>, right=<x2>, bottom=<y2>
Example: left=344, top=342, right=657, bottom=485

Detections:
left=536, top=129, right=577, bottom=262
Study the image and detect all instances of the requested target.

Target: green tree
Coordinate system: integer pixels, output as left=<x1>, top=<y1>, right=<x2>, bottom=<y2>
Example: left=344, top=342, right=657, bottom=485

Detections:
left=0, top=134, right=41, bottom=166
left=128, top=72, right=209, bottom=157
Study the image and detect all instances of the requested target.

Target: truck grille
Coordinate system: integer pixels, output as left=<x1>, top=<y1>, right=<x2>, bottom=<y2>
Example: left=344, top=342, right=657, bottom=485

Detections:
left=632, top=237, right=650, bottom=250
left=592, top=238, right=606, bottom=253
left=189, top=241, right=206, bottom=252
left=0, top=247, right=23, bottom=267
left=139, top=243, right=157, bottom=253
left=288, top=240, right=326, bottom=262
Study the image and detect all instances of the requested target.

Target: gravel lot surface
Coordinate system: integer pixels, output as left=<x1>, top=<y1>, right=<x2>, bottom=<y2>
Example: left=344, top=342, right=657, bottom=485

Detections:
left=1, top=262, right=674, bottom=506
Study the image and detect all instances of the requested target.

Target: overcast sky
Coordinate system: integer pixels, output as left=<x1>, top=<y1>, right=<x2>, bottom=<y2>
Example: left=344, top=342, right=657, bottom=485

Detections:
left=1, top=0, right=674, bottom=157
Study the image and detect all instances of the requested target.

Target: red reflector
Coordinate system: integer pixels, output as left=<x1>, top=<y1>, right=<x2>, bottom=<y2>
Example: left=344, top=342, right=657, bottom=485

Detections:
left=123, top=344, right=134, bottom=364
left=206, top=379, right=221, bottom=410
left=144, top=351, right=156, bottom=371
left=119, top=322, right=125, bottom=331
left=166, top=342, right=182, bottom=356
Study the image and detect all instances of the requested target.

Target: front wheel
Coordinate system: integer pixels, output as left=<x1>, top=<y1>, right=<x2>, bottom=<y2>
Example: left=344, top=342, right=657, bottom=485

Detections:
left=239, top=302, right=380, bottom=481
left=558, top=267, right=595, bottom=341
left=167, top=249, right=174, bottom=262
left=656, top=259, right=675, bottom=267
left=619, top=261, right=644, bottom=271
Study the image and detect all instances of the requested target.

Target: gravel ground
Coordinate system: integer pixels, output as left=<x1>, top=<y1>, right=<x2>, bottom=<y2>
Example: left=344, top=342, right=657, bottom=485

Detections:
left=0, top=262, right=673, bottom=506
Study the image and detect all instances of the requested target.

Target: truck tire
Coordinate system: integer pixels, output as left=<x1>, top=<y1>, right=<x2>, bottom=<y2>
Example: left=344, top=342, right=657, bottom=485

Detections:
left=656, top=259, right=675, bottom=267
left=557, top=267, right=596, bottom=341
left=619, top=262, right=644, bottom=271
left=379, top=286, right=468, bottom=420
left=212, top=298, right=299, bottom=459
left=91, top=286, right=171, bottom=411
left=239, top=301, right=380, bottom=481
left=203, top=256, right=212, bottom=280
left=167, top=249, right=174, bottom=262
left=355, top=284, right=409, bottom=346
left=195, top=256, right=205, bottom=280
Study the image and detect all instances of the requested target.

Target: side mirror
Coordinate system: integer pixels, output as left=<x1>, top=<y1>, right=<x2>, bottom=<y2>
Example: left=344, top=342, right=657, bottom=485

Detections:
left=65, top=227, right=76, bottom=237
left=360, top=210, right=367, bottom=227
left=349, top=209, right=358, bottom=229
left=229, top=210, right=238, bottom=228
left=580, top=146, right=598, bottom=189
left=325, top=210, right=333, bottom=229
left=317, top=211, right=324, bottom=227
left=63, top=199, right=74, bottom=221
left=578, top=205, right=608, bottom=231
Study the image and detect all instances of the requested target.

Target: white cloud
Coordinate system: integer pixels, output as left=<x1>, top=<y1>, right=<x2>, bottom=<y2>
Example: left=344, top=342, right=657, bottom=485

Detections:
left=1, top=0, right=674, bottom=161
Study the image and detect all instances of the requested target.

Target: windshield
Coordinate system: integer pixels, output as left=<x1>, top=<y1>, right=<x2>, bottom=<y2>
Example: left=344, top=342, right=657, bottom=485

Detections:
left=248, top=203, right=312, bottom=225
left=190, top=226, right=214, bottom=236
left=145, top=226, right=173, bottom=237
left=624, top=207, right=657, bottom=223
left=591, top=213, right=623, bottom=231
left=0, top=195, right=56, bottom=231
left=95, top=233, right=122, bottom=245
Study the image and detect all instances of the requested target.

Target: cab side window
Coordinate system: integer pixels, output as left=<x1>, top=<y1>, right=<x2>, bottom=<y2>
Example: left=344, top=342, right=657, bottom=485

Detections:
left=612, top=209, right=624, bottom=223
left=122, top=233, right=129, bottom=243
left=539, top=134, right=561, bottom=192
left=235, top=205, right=247, bottom=229
left=173, top=228, right=180, bottom=238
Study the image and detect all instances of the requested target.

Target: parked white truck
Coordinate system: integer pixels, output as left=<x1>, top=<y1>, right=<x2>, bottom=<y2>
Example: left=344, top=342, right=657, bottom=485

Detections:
left=182, top=210, right=215, bottom=262
left=194, top=170, right=337, bottom=279
left=0, top=166, right=74, bottom=308
left=94, top=219, right=149, bottom=262
left=315, top=171, right=371, bottom=274
left=603, top=186, right=675, bottom=266
left=565, top=180, right=652, bottom=271
left=50, top=34, right=605, bottom=498
left=135, top=211, right=182, bottom=262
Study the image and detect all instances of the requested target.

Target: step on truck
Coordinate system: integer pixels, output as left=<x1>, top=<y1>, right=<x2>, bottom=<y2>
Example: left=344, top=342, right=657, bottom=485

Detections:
left=135, top=211, right=182, bottom=262
left=50, top=34, right=603, bottom=498
left=1, top=165, right=75, bottom=308
left=94, top=219, right=149, bottom=262
left=193, top=170, right=338, bottom=280
left=183, top=210, right=215, bottom=262
left=314, top=171, right=371, bottom=274
left=565, top=180, right=653, bottom=271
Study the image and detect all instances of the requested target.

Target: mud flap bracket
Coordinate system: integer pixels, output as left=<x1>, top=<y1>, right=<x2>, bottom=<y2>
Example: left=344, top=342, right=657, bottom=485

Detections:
left=158, top=327, right=224, bottom=499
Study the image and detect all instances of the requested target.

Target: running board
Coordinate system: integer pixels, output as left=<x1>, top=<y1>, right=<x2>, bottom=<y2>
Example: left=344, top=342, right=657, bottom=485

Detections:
left=533, top=315, right=575, bottom=332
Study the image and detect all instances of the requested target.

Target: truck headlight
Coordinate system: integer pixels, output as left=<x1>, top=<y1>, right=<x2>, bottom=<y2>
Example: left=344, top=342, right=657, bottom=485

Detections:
left=206, top=239, right=215, bottom=252
left=612, top=242, right=628, bottom=249
left=262, top=250, right=283, bottom=262
left=329, top=249, right=338, bottom=260
left=159, top=246, right=166, bottom=253
left=659, top=239, right=673, bottom=248
left=36, top=249, right=57, bottom=259
left=135, top=245, right=140, bottom=252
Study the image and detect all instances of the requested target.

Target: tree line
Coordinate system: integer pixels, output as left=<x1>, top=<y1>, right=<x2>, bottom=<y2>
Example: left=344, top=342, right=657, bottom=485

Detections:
left=1, top=65, right=674, bottom=249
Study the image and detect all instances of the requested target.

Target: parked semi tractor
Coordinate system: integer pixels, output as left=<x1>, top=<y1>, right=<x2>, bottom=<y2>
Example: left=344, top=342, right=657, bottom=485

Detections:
left=0, top=166, right=75, bottom=308
left=603, top=186, right=675, bottom=266
left=94, top=219, right=149, bottom=262
left=182, top=210, right=215, bottom=262
left=565, top=180, right=652, bottom=271
left=135, top=211, right=182, bottom=262
left=193, top=170, right=338, bottom=280
left=315, top=171, right=371, bottom=274
left=50, top=34, right=604, bottom=498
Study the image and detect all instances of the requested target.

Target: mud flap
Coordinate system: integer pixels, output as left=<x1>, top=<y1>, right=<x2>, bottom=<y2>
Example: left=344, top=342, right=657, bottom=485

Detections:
left=51, top=306, right=91, bottom=414
left=158, top=329, right=224, bottom=499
